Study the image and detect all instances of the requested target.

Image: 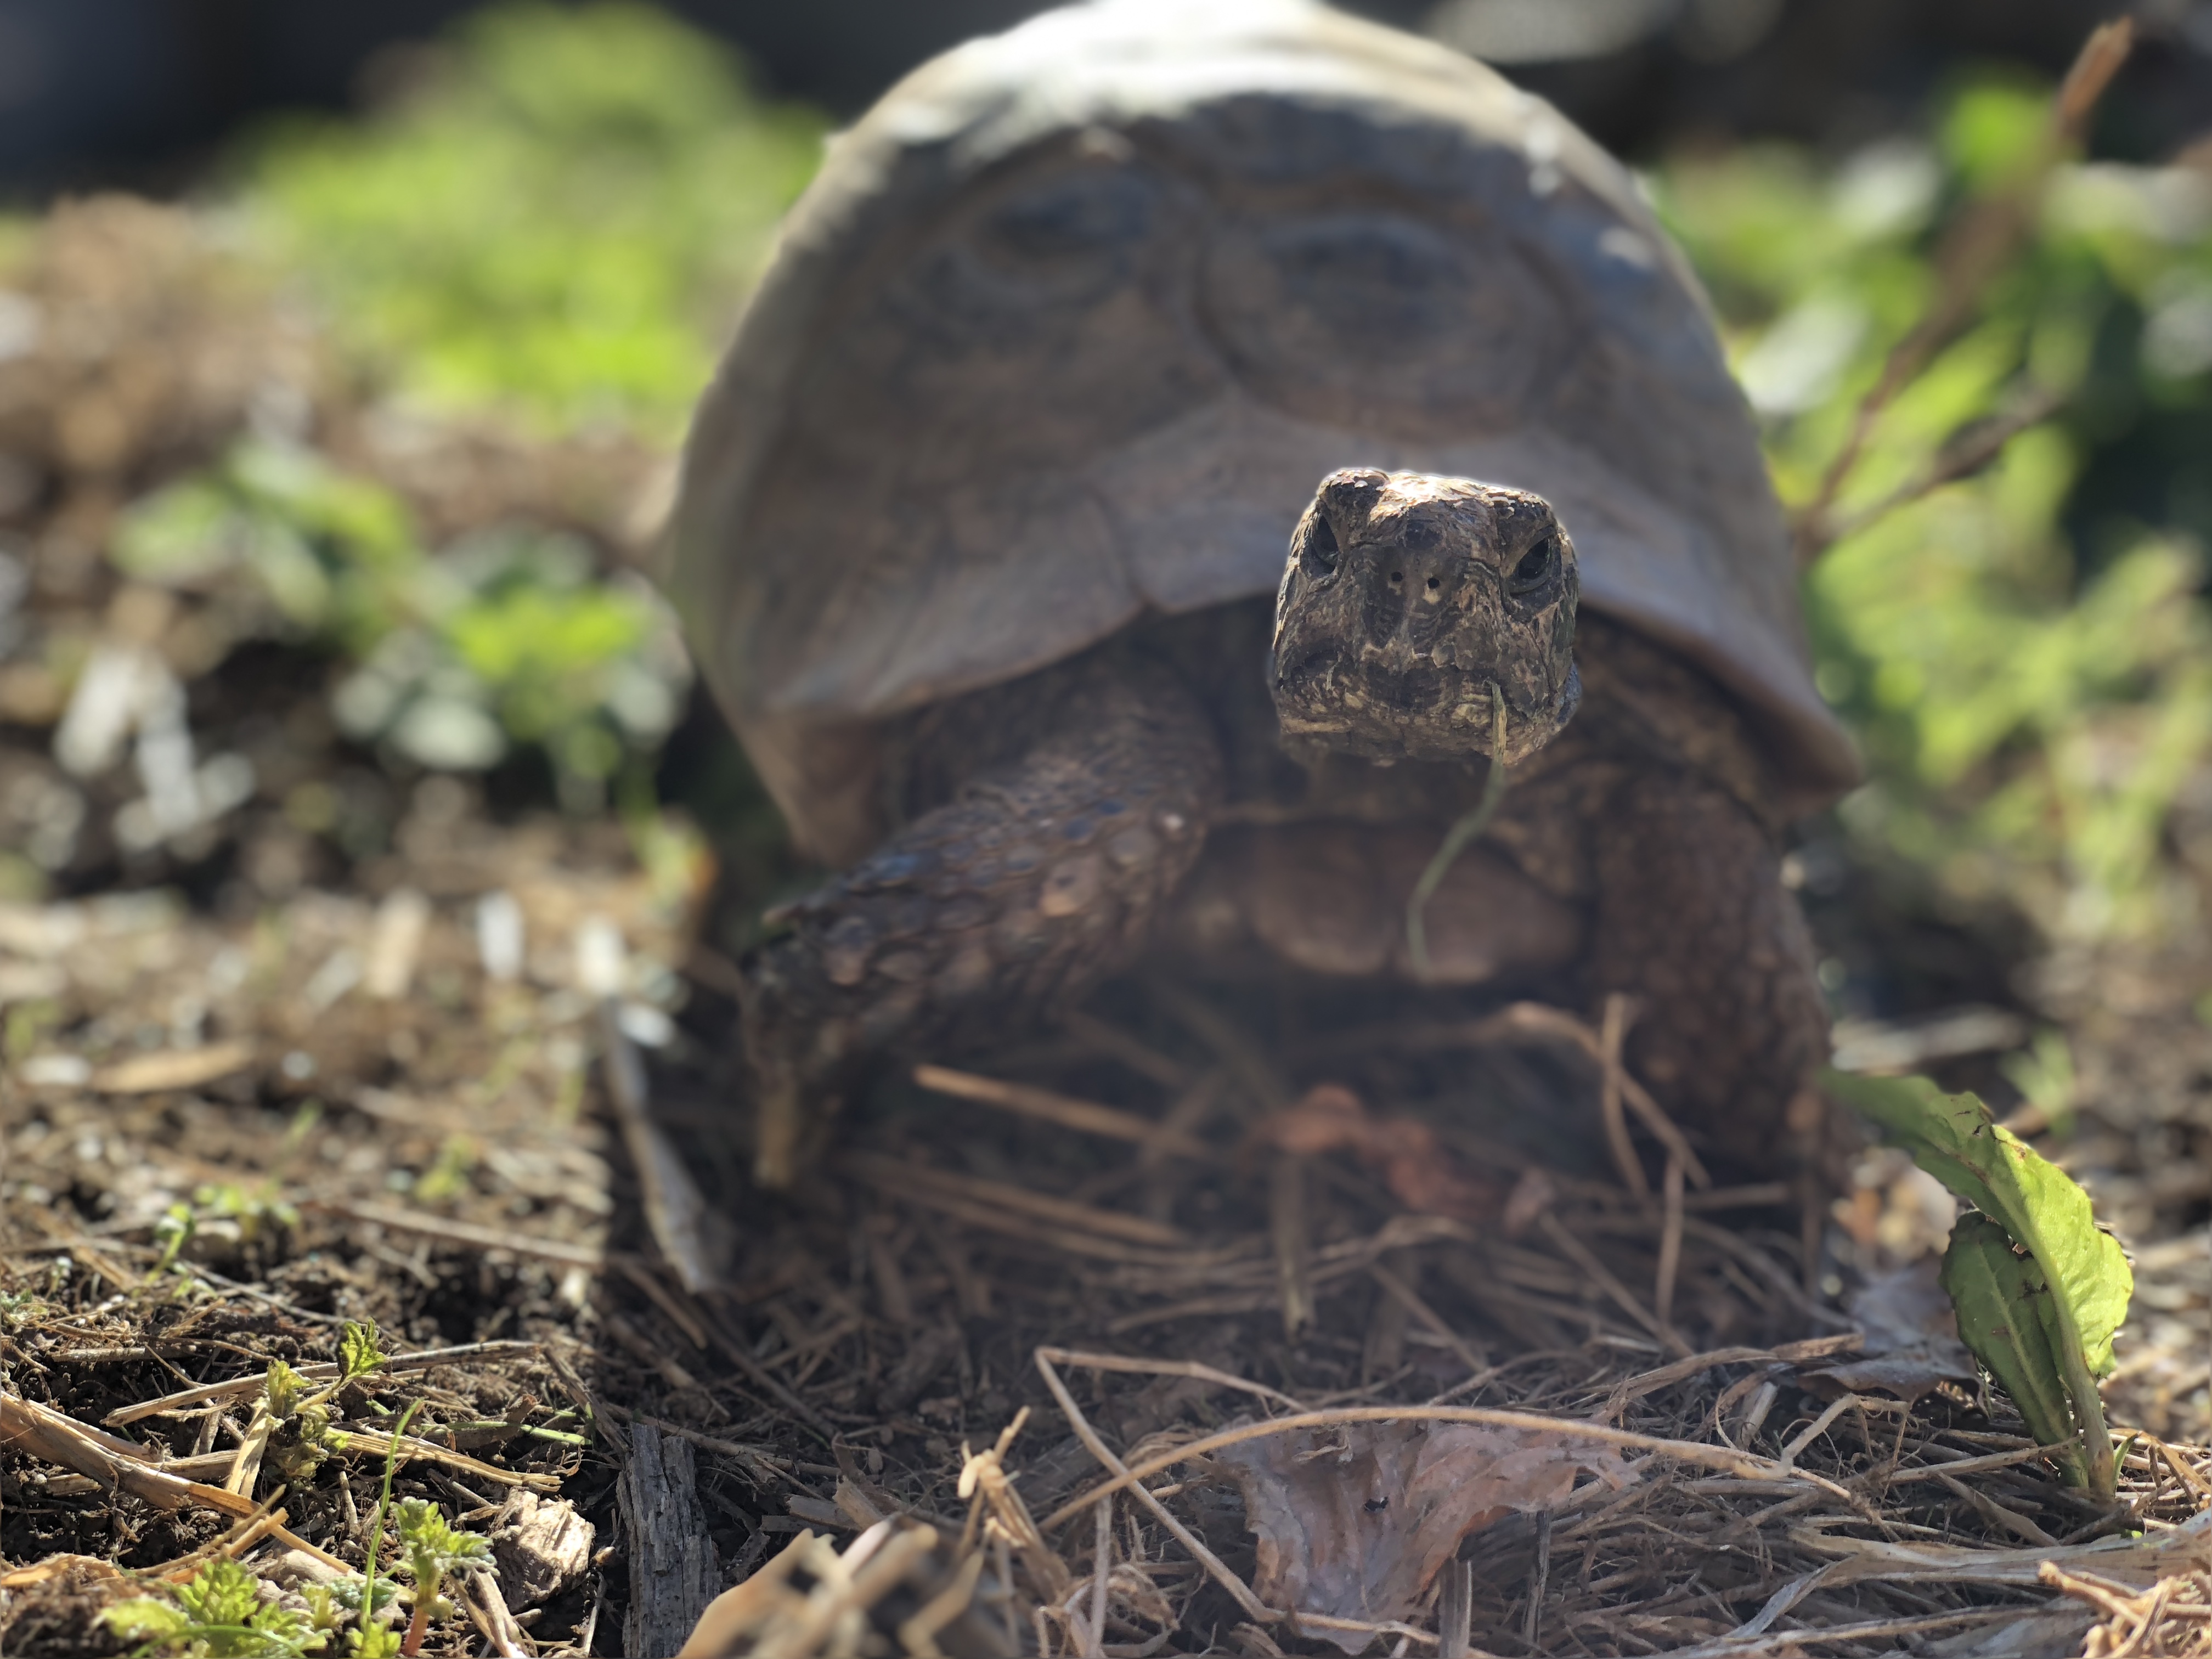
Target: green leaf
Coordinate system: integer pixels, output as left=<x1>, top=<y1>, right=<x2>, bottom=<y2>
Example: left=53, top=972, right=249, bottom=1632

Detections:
left=104, top=1598, right=192, bottom=1641
left=337, top=1320, right=386, bottom=1383
left=177, top=1559, right=266, bottom=1628
left=1827, top=1069, right=2133, bottom=1493
left=1827, top=1071, right=2132, bottom=1374
left=1938, top=1213, right=2083, bottom=1479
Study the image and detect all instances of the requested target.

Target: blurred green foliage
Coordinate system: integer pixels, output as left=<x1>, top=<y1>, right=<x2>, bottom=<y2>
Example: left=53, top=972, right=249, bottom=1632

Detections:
left=116, top=3, right=2212, bottom=936
left=116, top=438, right=690, bottom=804
left=1657, top=77, right=2212, bottom=936
left=97, top=2, right=821, bottom=805
left=237, top=1, right=823, bottom=437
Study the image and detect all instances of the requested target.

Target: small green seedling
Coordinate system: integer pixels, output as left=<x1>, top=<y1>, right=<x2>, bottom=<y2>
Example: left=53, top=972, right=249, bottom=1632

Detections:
left=105, top=1556, right=324, bottom=1657
left=355, top=1398, right=421, bottom=1658
left=1826, top=1070, right=2134, bottom=1497
left=193, top=1182, right=301, bottom=1248
left=253, top=1323, right=390, bottom=1489
left=149, top=1203, right=199, bottom=1279
left=392, top=1497, right=493, bottom=1655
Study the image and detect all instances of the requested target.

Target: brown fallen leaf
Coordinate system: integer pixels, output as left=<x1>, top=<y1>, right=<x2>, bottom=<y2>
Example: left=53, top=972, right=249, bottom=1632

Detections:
left=1263, top=1085, right=1506, bottom=1227
left=1215, top=1419, right=1635, bottom=1650
left=89, top=1038, right=256, bottom=1095
left=1799, top=1260, right=1976, bottom=1404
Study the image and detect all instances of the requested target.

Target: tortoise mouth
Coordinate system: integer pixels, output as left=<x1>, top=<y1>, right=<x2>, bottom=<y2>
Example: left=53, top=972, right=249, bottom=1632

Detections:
left=1272, top=646, right=1580, bottom=766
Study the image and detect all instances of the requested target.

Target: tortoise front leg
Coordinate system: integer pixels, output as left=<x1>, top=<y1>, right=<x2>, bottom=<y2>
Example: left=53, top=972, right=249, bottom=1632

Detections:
left=1589, top=770, right=1828, bottom=1177
left=742, top=669, right=1223, bottom=1184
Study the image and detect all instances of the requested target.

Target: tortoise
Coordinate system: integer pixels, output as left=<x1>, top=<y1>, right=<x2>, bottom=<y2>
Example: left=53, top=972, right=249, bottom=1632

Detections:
left=662, top=0, right=1861, bottom=1184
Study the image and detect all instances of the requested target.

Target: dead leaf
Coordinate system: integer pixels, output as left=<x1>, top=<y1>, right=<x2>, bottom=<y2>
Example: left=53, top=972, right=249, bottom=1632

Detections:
left=1800, top=1260, right=1976, bottom=1403
left=1263, top=1086, right=1505, bottom=1228
left=89, top=1039, right=255, bottom=1094
left=1215, top=1420, right=1635, bottom=1650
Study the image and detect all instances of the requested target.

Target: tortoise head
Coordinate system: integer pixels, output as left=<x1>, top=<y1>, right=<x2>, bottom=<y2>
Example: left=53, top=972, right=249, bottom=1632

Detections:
left=1270, top=469, right=1581, bottom=768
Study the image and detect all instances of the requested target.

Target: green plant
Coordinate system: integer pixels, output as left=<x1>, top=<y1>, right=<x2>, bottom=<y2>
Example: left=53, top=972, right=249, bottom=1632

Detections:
left=391, top=1498, right=493, bottom=1655
left=105, top=1557, right=325, bottom=1657
left=356, top=1399, right=422, bottom=1657
left=1827, top=1069, right=2133, bottom=1496
left=149, top=1203, right=200, bottom=1279
left=1656, top=42, right=2212, bottom=938
left=116, top=439, right=691, bottom=805
left=236, top=1, right=823, bottom=438
left=193, top=1181, right=301, bottom=1248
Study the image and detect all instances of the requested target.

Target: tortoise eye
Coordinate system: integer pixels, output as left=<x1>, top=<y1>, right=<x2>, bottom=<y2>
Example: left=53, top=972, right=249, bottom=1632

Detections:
left=1304, top=514, right=1341, bottom=574
left=1509, top=536, right=1556, bottom=597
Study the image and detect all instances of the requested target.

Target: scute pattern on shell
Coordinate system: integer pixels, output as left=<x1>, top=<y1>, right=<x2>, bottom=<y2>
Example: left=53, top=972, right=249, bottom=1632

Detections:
left=664, top=0, right=1858, bottom=865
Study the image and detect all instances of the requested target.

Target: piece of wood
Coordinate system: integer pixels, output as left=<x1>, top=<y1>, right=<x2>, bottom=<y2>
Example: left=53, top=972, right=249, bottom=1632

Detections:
left=621, top=1421, right=722, bottom=1659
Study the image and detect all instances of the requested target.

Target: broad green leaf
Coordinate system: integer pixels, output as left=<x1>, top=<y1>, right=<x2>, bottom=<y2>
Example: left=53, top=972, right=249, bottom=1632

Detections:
left=1824, top=1070, right=2131, bottom=1374
left=1938, top=1213, right=2081, bottom=1478
left=1828, top=1069, right=2132, bottom=1492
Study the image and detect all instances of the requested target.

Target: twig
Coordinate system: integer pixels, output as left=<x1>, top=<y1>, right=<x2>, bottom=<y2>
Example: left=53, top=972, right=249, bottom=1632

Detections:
left=318, top=1201, right=604, bottom=1269
left=1655, top=1156, right=1685, bottom=1329
left=1269, top=1152, right=1314, bottom=1339
left=1032, top=1351, right=1278, bottom=1624
left=911, top=1064, right=1215, bottom=1160
left=1537, top=1212, right=1686, bottom=1357
left=1820, top=384, right=2069, bottom=544
left=599, top=998, right=727, bottom=1294
left=0, top=1388, right=257, bottom=1516
left=1034, top=1348, right=1307, bottom=1414
left=1791, top=19, right=2135, bottom=564
left=1059, top=1011, right=1194, bottom=1091
left=1087, top=1493, right=1112, bottom=1659
left=105, top=1340, right=544, bottom=1426
left=1597, top=994, right=1646, bottom=1197
left=1368, top=1262, right=1486, bottom=1380
left=843, top=1153, right=1188, bottom=1247
left=1040, top=1401, right=1840, bottom=1534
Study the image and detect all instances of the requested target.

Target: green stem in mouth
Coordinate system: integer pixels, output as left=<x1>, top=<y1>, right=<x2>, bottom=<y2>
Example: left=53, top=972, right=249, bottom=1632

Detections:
left=1406, top=687, right=1511, bottom=979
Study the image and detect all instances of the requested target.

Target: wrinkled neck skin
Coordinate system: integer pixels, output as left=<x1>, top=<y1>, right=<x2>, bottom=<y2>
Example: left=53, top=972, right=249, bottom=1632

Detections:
left=1268, top=468, right=1582, bottom=773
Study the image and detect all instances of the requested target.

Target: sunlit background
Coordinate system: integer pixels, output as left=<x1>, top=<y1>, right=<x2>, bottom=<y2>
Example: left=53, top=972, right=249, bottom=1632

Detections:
left=3, top=0, right=2212, bottom=1032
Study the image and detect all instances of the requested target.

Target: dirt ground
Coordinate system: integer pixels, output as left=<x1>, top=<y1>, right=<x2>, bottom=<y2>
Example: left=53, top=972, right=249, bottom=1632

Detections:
left=3, top=199, right=2212, bottom=1659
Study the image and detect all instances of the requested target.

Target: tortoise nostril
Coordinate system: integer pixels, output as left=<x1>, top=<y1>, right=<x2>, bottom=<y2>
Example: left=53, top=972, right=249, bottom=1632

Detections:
left=1390, top=570, right=1403, bottom=584
left=1426, top=576, right=1439, bottom=591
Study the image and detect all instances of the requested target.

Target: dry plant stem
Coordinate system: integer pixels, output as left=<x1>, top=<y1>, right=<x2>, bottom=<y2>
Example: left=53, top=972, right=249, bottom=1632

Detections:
left=1407, top=692, right=1510, bottom=979
left=0, top=1387, right=258, bottom=1516
left=1271, top=1152, right=1315, bottom=1338
left=1458, top=1003, right=1712, bottom=1187
left=1369, top=1262, right=1486, bottom=1378
left=600, top=998, right=724, bottom=1294
left=104, top=1340, right=543, bottom=1425
left=1793, top=18, right=2135, bottom=563
left=1032, top=1352, right=1279, bottom=1625
left=1039, top=1397, right=1836, bottom=1534
left=912, top=1064, right=1216, bottom=1160
left=1597, top=994, right=1645, bottom=1197
left=323, top=1201, right=605, bottom=1269
left=1036, top=1349, right=1307, bottom=1413
left=1060, top=1011, right=1194, bottom=1090
left=1088, top=1496, right=1112, bottom=1659
left=843, top=1153, right=1187, bottom=1246
left=1655, top=1156, right=1685, bottom=1329
left=1536, top=1211, right=1686, bottom=1356
left=1823, top=384, right=2069, bottom=543
left=1523, top=1511, right=1552, bottom=1649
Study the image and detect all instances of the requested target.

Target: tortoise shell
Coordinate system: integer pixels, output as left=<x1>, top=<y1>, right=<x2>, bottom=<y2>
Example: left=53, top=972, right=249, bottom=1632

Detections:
left=663, top=0, right=1859, bottom=865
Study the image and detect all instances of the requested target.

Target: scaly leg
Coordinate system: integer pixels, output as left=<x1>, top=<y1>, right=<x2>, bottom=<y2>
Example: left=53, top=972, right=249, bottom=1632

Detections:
left=742, top=664, right=1223, bottom=1183
left=1590, top=770, right=1827, bottom=1176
